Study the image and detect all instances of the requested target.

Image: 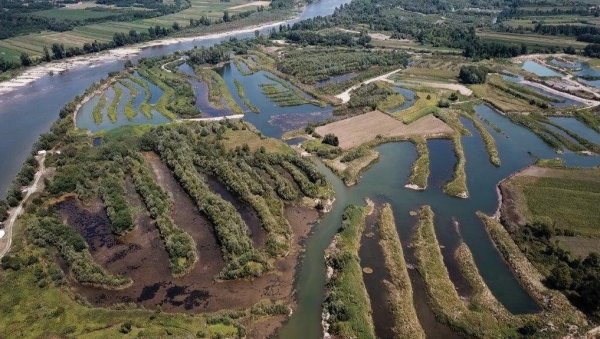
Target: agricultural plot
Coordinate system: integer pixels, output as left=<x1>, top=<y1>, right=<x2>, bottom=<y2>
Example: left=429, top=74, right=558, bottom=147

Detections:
left=315, top=111, right=453, bottom=150
left=477, top=32, right=588, bottom=50
left=0, top=0, right=266, bottom=58
left=31, top=8, right=121, bottom=21
left=503, top=167, right=600, bottom=237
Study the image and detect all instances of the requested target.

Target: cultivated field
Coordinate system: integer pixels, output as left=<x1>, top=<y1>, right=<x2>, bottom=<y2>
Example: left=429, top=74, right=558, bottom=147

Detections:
left=314, top=111, right=453, bottom=150
left=0, top=0, right=271, bottom=58
left=502, top=166, right=600, bottom=237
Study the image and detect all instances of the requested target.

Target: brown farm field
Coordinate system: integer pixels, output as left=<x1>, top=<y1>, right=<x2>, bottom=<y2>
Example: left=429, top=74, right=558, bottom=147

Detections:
left=314, top=111, right=453, bottom=150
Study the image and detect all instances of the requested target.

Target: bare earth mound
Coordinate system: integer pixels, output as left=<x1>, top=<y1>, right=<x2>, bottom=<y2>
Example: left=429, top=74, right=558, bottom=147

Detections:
left=315, top=111, right=453, bottom=150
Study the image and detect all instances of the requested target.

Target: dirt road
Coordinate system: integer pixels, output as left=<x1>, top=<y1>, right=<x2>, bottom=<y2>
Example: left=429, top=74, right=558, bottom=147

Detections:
left=0, top=152, right=47, bottom=259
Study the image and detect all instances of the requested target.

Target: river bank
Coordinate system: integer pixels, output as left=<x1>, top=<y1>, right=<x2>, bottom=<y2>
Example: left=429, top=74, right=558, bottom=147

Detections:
left=0, top=20, right=289, bottom=98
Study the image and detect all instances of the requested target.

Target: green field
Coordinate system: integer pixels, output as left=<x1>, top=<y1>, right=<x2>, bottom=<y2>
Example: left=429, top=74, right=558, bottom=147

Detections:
left=522, top=176, right=600, bottom=237
left=0, top=0, right=268, bottom=58
left=510, top=168, right=600, bottom=237
left=478, top=31, right=588, bottom=50
left=32, top=8, right=121, bottom=21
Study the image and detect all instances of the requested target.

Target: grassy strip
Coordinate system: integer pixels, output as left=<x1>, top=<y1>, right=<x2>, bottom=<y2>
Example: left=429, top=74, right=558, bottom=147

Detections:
left=478, top=213, right=588, bottom=330
left=26, top=215, right=132, bottom=289
left=254, top=161, right=298, bottom=201
left=434, top=109, right=470, bottom=135
left=454, top=243, right=513, bottom=322
left=393, top=91, right=439, bottom=124
left=119, top=79, right=139, bottom=121
left=378, top=92, right=405, bottom=113
left=407, top=137, right=429, bottom=190
left=99, top=173, right=134, bottom=235
left=92, top=94, right=107, bottom=124
left=137, top=67, right=178, bottom=120
left=323, top=204, right=376, bottom=338
left=412, top=206, right=513, bottom=337
left=324, top=148, right=380, bottom=186
left=233, top=78, right=259, bottom=113
left=377, top=204, right=425, bottom=338
left=488, top=75, right=556, bottom=109
left=575, top=110, right=600, bottom=133
left=543, top=119, right=600, bottom=154
left=264, top=73, right=323, bottom=107
left=444, top=134, right=469, bottom=198
left=509, top=113, right=586, bottom=152
left=127, top=155, right=198, bottom=277
left=107, top=85, right=123, bottom=123
left=463, top=113, right=501, bottom=166
left=128, top=75, right=153, bottom=118
left=195, top=67, right=243, bottom=114
left=260, top=83, right=309, bottom=107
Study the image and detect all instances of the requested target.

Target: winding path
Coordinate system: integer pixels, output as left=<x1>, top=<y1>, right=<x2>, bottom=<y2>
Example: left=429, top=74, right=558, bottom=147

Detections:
left=0, top=152, right=48, bottom=259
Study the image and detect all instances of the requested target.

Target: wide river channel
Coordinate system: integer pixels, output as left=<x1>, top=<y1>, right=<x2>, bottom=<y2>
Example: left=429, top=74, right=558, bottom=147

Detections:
left=2, top=1, right=600, bottom=338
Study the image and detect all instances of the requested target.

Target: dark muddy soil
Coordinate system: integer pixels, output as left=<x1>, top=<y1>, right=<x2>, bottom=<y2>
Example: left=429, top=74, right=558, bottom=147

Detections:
left=58, top=152, right=318, bottom=322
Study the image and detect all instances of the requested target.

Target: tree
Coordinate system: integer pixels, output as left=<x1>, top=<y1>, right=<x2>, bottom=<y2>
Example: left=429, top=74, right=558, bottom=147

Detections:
left=51, top=43, right=65, bottom=60
left=322, top=133, right=339, bottom=146
left=20, top=53, right=31, bottom=67
left=223, top=10, right=231, bottom=22
left=0, top=200, right=8, bottom=222
left=172, top=22, right=180, bottom=31
left=547, top=262, right=572, bottom=290
left=584, top=43, right=600, bottom=58
left=458, top=65, right=487, bottom=84
left=43, top=46, right=51, bottom=62
left=564, top=46, right=576, bottom=55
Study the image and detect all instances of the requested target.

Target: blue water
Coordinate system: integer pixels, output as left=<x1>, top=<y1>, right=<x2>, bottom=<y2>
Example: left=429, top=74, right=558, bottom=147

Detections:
left=549, top=116, right=600, bottom=145
left=522, top=60, right=563, bottom=77
left=219, top=63, right=333, bottom=138
left=76, top=83, right=169, bottom=133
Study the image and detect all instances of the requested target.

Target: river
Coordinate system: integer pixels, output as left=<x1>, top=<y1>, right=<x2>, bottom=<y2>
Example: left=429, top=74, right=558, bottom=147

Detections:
left=0, top=0, right=353, bottom=198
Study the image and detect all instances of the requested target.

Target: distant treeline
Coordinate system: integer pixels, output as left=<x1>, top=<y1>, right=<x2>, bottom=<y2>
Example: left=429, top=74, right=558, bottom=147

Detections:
left=0, top=0, right=189, bottom=40
left=0, top=4, right=268, bottom=72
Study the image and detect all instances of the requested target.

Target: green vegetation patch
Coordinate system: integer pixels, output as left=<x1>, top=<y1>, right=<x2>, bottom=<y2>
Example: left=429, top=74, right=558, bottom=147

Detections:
left=278, top=47, right=409, bottom=85
left=107, top=84, right=123, bottom=123
left=195, top=66, right=243, bottom=114
left=26, top=215, right=132, bottom=289
left=234, top=78, right=259, bottom=113
left=92, top=94, right=107, bottom=124
left=515, top=174, right=600, bottom=237
left=128, top=154, right=198, bottom=276
left=348, top=81, right=403, bottom=113
left=377, top=204, right=425, bottom=338
left=323, top=204, right=376, bottom=338
left=413, top=206, right=516, bottom=337
left=393, top=91, right=440, bottom=124
left=443, top=134, right=469, bottom=198
left=407, top=137, right=430, bottom=189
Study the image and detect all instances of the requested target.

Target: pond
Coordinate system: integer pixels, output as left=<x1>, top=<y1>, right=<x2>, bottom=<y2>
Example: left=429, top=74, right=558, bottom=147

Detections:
left=522, top=60, right=563, bottom=78
left=218, top=62, right=333, bottom=138
left=75, top=79, right=170, bottom=133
